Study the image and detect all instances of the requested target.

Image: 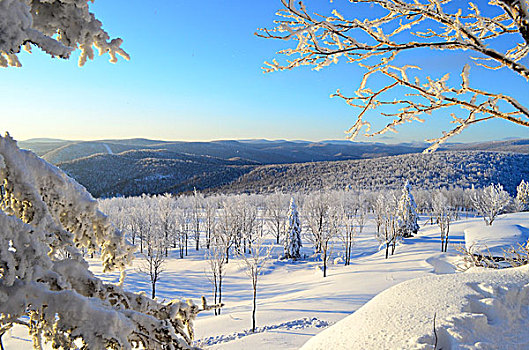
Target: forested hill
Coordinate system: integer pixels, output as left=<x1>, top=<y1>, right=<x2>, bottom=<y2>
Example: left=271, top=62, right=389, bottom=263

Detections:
left=213, top=151, right=529, bottom=195
left=18, top=138, right=529, bottom=197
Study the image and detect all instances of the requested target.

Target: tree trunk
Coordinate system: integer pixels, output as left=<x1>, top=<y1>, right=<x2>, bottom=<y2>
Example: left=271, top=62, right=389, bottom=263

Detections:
left=213, top=281, right=218, bottom=316
left=218, top=277, right=222, bottom=315
left=252, top=282, right=257, bottom=332
left=323, top=249, right=327, bottom=277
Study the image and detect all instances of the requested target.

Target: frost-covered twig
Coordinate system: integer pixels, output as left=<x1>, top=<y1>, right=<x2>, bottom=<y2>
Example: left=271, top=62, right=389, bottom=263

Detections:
left=259, top=0, right=529, bottom=149
left=0, top=0, right=129, bottom=67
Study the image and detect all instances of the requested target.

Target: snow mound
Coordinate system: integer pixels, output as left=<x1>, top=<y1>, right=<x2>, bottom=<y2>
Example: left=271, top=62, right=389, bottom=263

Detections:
left=195, top=317, right=331, bottom=347
left=465, top=223, right=529, bottom=257
left=301, top=265, right=529, bottom=350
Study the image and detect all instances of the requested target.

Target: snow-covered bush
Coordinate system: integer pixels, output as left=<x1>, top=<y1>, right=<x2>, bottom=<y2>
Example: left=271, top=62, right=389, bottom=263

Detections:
left=0, top=134, right=214, bottom=349
left=0, top=0, right=129, bottom=67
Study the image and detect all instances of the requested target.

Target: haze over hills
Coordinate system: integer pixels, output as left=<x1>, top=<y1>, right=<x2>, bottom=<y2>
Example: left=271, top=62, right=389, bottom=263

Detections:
left=17, top=138, right=529, bottom=197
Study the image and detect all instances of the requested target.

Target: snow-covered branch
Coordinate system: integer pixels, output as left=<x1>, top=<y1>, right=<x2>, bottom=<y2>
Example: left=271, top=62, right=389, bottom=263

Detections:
left=0, top=134, right=217, bottom=349
left=260, top=0, right=529, bottom=148
left=0, top=0, right=129, bottom=67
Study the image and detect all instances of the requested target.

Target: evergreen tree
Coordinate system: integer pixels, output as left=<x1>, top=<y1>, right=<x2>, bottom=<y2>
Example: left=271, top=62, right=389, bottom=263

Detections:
left=516, top=180, right=529, bottom=211
left=397, top=181, right=419, bottom=238
left=284, top=197, right=302, bottom=260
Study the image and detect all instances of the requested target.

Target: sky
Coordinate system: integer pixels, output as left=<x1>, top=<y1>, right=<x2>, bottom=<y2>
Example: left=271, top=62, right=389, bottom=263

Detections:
left=1, top=0, right=528, bottom=144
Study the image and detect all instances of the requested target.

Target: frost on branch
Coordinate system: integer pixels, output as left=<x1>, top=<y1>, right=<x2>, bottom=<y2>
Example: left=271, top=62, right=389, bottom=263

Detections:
left=0, top=133, right=216, bottom=349
left=259, top=0, right=529, bottom=150
left=0, top=0, right=129, bottom=67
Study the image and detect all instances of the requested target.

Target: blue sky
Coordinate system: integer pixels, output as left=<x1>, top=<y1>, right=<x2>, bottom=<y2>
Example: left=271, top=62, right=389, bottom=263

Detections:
left=1, top=0, right=528, bottom=143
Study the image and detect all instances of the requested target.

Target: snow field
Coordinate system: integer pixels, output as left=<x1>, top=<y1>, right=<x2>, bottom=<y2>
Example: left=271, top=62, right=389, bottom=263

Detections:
left=4, top=213, right=528, bottom=349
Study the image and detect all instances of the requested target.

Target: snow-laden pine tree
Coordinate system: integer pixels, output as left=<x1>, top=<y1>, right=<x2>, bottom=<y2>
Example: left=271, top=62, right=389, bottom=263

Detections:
left=0, top=134, right=215, bottom=349
left=397, top=181, right=419, bottom=238
left=516, top=180, right=529, bottom=211
left=283, top=197, right=302, bottom=260
left=0, top=0, right=129, bottom=67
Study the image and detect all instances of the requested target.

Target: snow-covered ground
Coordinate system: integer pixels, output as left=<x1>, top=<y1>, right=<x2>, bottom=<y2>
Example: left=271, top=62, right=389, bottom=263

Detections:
left=464, top=217, right=529, bottom=257
left=4, top=212, right=529, bottom=349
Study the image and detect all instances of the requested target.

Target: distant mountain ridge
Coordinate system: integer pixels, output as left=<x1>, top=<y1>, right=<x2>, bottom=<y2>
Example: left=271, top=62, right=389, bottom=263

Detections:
left=17, top=138, right=529, bottom=197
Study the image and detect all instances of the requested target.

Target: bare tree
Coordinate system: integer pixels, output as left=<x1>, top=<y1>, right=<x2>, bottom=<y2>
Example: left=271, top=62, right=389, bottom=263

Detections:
left=238, top=237, right=272, bottom=333
left=260, top=0, right=529, bottom=150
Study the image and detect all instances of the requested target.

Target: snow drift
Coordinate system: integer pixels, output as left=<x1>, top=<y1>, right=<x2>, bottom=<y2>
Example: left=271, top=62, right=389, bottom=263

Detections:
left=301, top=265, right=529, bottom=349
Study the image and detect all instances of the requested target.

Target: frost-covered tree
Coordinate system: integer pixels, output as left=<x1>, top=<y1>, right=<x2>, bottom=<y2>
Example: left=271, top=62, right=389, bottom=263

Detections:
left=138, top=230, right=166, bottom=299
left=239, top=237, right=271, bottom=332
left=471, top=183, right=511, bottom=225
left=283, top=197, right=302, bottom=260
left=205, top=243, right=226, bottom=316
left=516, top=179, right=529, bottom=211
left=261, top=0, right=529, bottom=150
left=375, top=193, right=400, bottom=259
left=0, top=0, right=129, bottom=67
left=265, top=191, right=287, bottom=245
left=432, top=191, right=452, bottom=252
left=203, top=196, right=218, bottom=249
left=175, top=206, right=192, bottom=259
left=217, top=197, right=240, bottom=263
left=0, top=134, right=216, bottom=349
left=303, top=191, right=330, bottom=253
left=191, top=189, right=203, bottom=251
left=397, top=181, right=419, bottom=237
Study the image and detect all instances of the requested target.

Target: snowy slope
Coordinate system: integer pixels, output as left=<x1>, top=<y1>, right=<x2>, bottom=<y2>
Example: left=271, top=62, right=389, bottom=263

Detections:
left=465, top=219, right=529, bottom=257
left=4, top=213, right=528, bottom=349
left=302, top=265, right=529, bottom=350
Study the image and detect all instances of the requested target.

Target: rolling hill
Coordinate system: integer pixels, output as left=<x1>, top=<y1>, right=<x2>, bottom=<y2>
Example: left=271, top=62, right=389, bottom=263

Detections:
left=18, top=138, right=529, bottom=197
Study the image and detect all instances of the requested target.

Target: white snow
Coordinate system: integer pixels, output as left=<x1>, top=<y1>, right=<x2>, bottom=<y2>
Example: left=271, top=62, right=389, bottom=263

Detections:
left=4, top=204, right=529, bottom=349
left=464, top=221, right=529, bottom=257
left=103, top=143, right=114, bottom=155
left=302, top=264, right=529, bottom=350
